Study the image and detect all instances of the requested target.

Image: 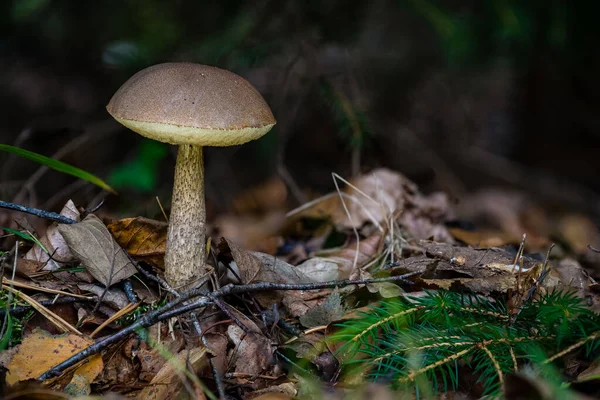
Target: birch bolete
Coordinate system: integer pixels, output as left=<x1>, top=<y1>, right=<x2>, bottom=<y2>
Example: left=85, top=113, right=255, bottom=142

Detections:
left=106, top=62, right=276, bottom=289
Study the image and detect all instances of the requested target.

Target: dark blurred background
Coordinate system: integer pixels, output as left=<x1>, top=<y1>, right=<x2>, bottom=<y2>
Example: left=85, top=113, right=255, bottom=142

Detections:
left=2, top=0, right=600, bottom=223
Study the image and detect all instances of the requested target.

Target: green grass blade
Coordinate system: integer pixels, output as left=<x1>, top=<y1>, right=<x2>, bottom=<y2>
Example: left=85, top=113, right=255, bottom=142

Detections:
left=0, top=313, right=13, bottom=351
left=0, top=144, right=116, bottom=193
left=1, top=227, right=50, bottom=252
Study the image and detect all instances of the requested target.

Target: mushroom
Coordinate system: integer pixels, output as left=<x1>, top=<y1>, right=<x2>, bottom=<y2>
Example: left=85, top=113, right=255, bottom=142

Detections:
left=106, top=63, right=276, bottom=290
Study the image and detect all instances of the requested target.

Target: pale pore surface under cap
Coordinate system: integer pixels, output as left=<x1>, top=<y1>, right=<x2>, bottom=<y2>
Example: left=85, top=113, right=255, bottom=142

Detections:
left=114, top=117, right=275, bottom=146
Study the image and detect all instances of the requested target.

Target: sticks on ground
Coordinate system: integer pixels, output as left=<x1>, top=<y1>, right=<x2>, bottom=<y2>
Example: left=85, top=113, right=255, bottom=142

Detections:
left=0, top=200, right=76, bottom=224
left=37, top=271, right=418, bottom=380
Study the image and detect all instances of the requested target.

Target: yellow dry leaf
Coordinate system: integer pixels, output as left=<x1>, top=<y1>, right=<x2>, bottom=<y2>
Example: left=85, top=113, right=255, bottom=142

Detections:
left=6, top=329, right=103, bottom=385
left=107, top=216, right=168, bottom=269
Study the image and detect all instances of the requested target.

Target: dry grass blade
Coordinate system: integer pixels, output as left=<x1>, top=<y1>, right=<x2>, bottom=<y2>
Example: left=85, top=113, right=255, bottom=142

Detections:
left=90, top=301, right=139, bottom=338
left=2, top=277, right=94, bottom=299
left=2, top=285, right=82, bottom=335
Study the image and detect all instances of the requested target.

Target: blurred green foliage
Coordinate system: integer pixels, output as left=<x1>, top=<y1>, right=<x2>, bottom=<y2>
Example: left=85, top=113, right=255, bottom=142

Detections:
left=406, top=0, right=572, bottom=67
left=108, top=140, right=169, bottom=192
left=2, top=0, right=599, bottom=192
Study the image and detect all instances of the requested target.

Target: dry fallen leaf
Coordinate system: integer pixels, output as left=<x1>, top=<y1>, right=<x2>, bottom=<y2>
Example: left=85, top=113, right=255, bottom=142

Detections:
left=58, top=214, right=137, bottom=286
left=299, top=292, right=344, bottom=328
left=290, top=168, right=453, bottom=242
left=228, top=325, right=274, bottom=375
left=24, top=200, right=80, bottom=269
left=389, top=240, right=541, bottom=295
left=136, top=324, right=185, bottom=382
left=77, top=284, right=129, bottom=310
left=294, top=257, right=342, bottom=282
left=310, top=233, right=382, bottom=280
left=106, top=217, right=168, bottom=269
left=5, top=328, right=103, bottom=385
left=222, top=238, right=312, bottom=308
left=138, top=347, right=209, bottom=400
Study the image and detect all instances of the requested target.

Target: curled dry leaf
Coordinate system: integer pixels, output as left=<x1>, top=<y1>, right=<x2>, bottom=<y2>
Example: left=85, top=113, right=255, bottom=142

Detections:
left=390, top=240, right=541, bottom=295
left=455, top=188, right=549, bottom=250
left=296, top=233, right=382, bottom=282
left=294, top=257, right=342, bottom=282
left=24, top=200, right=80, bottom=269
left=332, top=168, right=416, bottom=229
left=57, top=214, right=136, bottom=286
left=222, top=238, right=311, bottom=307
left=221, top=240, right=329, bottom=316
left=106, top=217, right=168, bottom=269
left=299, top=291, right=344, bottom=328
left=227, top=325, right=274, bottom=375
left=541, top=258, right=600, bottom=311
left=78, top=284, right=129, bottom=310
left=138, top=347, right=209, bottom=400
left=6, top=328, right=103, bottom=385
left=291, top=168, right=453, bottom=241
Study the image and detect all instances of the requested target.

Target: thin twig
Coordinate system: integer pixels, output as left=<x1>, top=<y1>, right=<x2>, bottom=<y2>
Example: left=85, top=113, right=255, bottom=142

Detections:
left=0, top=200, right=77, bottom=224
left=127, top=252, right=224, bottom=399
left=38, top=271, right=419, bottom=379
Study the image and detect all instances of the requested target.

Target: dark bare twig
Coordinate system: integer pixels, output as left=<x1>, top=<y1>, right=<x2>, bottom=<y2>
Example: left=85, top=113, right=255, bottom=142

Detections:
left=38, top=295, right=214, bottom=380
left=0, top=200, right=77, bottom=224
left=125, top=251, right=224, bottom=399
left=210, top=295, right=251, bottom=334
left=122, top=279, right=137, bottom=303
left=38, top=271, right=418, bottom=380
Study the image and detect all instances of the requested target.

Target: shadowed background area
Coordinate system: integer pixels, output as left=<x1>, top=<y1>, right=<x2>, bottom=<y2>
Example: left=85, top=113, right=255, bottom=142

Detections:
left=1, top=0, right=600, bottom=223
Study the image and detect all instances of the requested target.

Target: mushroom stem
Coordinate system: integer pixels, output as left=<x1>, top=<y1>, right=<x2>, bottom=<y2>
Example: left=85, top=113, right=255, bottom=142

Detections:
left=165, top=144, right=207, bottom=289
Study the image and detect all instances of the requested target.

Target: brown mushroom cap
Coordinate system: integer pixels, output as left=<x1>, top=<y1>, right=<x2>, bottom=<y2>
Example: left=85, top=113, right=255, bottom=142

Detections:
left=106, top=63, right=276, bottom=146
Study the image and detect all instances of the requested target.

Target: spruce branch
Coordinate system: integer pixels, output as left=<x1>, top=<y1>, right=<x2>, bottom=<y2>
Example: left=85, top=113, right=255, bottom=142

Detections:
left=330, top=289, right=600, bottom=397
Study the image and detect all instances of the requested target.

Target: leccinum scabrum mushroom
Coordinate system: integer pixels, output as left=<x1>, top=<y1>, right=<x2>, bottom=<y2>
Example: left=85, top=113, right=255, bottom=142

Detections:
left=106, top=62, right=276, bottom=289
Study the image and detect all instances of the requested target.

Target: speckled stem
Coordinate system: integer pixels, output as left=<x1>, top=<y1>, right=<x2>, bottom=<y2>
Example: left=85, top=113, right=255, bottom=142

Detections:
left=165, top=144, right=207, bottom=290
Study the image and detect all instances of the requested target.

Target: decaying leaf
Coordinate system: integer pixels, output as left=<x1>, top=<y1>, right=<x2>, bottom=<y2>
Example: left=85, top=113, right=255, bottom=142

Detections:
left=294, top=257, right=342, bottom=282
left=138, top=347, right=209, bottom=400
left=228, top=325, right=274, bottom=375
left=222, top=238, right=311, bottom=305
left=299, top=292, right=344, bottom=328
left=5, top=328, right=103, bottom=385
left=137, top=333, right=184, bottom=382
left=64, top=373, right=91, bottom=397
left=78, top=284, right=129, bottom=310
left=310, top=233, right=382, bottom=280
left=289, top=169, right=453, bottom=243
left=106, top=217, right=168, bottom=269
left=24, top=200, right=80, bottom=269
left=389, top=240, right=540, bottom=295
left=58, top=214, right=136, bottom=286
